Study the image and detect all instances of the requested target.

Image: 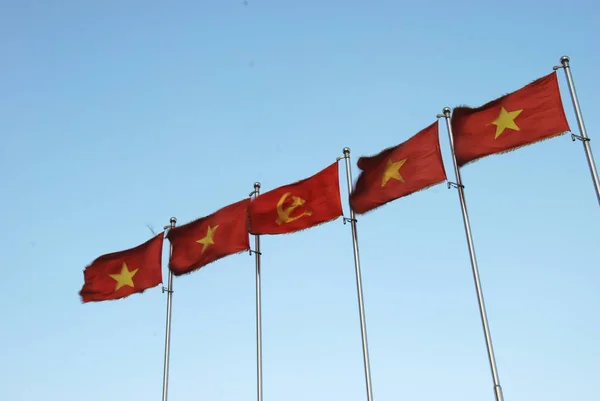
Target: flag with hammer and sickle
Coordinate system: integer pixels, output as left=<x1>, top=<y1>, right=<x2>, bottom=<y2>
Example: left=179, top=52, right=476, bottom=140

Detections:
left=248, top=162, right=343, bottom=235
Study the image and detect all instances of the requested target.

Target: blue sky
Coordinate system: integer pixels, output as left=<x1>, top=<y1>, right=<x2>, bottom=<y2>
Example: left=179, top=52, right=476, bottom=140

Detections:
left=1, top=1, right=599, bottom=400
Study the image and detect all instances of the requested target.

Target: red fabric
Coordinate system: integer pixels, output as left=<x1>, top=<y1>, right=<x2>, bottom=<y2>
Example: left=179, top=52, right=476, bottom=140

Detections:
left=248, top=162, right=343, bottom=235
left=167, top=199, right=250, bottom=275
left=79, top=233, right=164, bottom=303
left=350, top=121, right=447, bottom=214
left=451, top=72, right=570, bottom=166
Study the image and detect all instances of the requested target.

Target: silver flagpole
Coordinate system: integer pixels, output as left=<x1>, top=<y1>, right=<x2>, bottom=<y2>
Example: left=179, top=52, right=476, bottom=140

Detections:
left=341, top=147, right=374, bottom=401
left=553, top=56, right=600, bottom=206
left=249, top=183, right=263, bottom=401
left=438, top=108, right=505, bottom=401
left=162, top=217, right=177, bottom=401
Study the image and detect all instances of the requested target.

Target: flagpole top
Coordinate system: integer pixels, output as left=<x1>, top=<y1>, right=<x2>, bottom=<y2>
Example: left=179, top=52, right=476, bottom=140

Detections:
left=443, top=107, right=451, bottom=117
left=249, top=182, right=261, bottom=197
left=560, top=56, right=570, bottom=66
left=343, top=147, right=350, bottom=155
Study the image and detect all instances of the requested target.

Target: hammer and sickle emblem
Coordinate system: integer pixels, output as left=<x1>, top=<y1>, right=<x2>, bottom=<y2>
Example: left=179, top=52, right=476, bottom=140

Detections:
left=275, top=192, right=313, bottom=225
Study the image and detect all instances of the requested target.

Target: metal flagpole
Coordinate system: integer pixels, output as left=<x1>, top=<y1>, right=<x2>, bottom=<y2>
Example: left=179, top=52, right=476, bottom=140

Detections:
left=340, top=147, right=374, bottom=401
left=162, top=217, right=177, bottom=401
left=249, top=182, right=263, bottom=401
left=438, top=108, right=505, bottom=401
left=553, top=56, right=600, bottom=206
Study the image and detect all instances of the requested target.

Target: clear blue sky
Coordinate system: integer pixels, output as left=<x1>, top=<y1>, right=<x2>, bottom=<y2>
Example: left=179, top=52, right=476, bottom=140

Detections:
left=1, top=1, right=598, bottom=400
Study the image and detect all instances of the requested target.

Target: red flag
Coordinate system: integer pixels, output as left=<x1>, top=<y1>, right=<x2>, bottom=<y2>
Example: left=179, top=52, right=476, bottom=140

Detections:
left=451, top=71, right=570, bottom=166
left=248, top=162, right=343, bottom=235
left=350, top=121, right=447, bottom=214
left=79, top=233, right=164, bottom=303
left=167, top=199, right=250, bottom=276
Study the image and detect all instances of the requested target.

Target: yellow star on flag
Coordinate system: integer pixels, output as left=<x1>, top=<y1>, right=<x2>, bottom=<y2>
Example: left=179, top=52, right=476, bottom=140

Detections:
left=197, top=225, right=219, bottom=253
left=492, top=106, right=523, bottom=139
left=109, top=263, right=139, bottom=291
left=381, top=158, right=407, bottom=187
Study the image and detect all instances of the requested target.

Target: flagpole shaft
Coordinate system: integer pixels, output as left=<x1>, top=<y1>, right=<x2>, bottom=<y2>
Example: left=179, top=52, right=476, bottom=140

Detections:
left=440, top=109, right=504, bottom=401
left=162, top=217, right=177, bottom=401
left=557, top=56, right=600, bottom=206
left=252, top=182, right=263, bottom=401
left=342, top=148, right=374, bottom=401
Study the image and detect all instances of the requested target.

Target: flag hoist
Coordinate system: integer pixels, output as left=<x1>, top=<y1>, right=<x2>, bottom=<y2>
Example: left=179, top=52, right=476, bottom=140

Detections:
left=162, top=217, right=177, bottom=401
left=340, top=147, right=374, bottom=401
left=249, top=182, right=263, bottom=401
left=553, top=56, right=600, bottom=206
left=438, top=109, right=505, bottom=401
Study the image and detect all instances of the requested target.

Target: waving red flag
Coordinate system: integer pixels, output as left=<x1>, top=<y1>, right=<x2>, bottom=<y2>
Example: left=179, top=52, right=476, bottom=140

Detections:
left=248, top=162, right=343, bottom=235
left=350, top=121, right=447, bottom=214
left=451, top=72, right=570, bottom=166
left=167, top=199, right=250, bottom=276
left=79, top=233, right=164, bottom=303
